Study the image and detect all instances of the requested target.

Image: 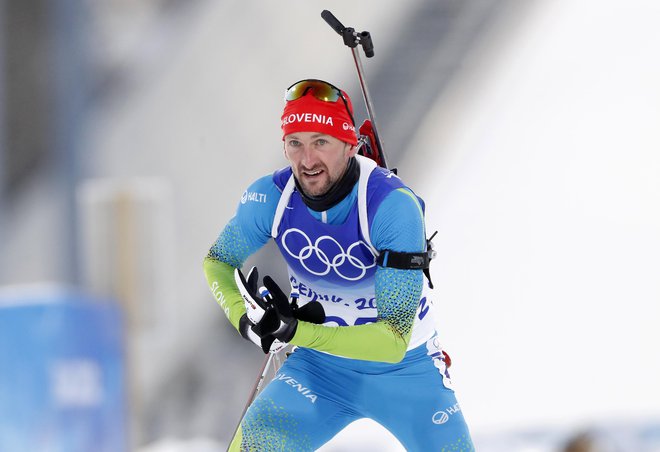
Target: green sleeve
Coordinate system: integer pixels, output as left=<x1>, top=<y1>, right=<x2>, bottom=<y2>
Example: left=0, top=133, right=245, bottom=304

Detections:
left=203, top=257, right=245, bottom=330
left=291, top=267, right=423, bottom=363
left=291, top=320, right=411, bottom=363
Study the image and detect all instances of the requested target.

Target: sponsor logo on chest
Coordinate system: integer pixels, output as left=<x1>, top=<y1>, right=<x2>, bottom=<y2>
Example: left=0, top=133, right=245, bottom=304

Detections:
left=241, top=191, right=267, bottom=204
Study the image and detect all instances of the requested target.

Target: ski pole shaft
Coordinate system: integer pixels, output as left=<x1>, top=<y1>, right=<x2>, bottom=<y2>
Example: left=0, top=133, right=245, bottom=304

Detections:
left=321, top=10, right=389, bottom=169
left=228, top=353, right=273, bottom=449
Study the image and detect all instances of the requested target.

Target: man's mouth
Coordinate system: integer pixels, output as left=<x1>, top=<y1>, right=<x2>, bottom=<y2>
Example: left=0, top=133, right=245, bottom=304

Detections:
left=302, top=169, right=323, bottom=177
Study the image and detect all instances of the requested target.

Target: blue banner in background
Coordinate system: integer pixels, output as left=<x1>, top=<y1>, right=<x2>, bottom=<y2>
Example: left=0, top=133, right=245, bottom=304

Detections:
left=0, top=287, right=127, bottom=452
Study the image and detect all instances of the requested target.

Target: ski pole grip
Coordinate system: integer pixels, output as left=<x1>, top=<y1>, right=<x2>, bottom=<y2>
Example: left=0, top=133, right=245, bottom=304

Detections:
left=321, top=10, right=345, bottom=35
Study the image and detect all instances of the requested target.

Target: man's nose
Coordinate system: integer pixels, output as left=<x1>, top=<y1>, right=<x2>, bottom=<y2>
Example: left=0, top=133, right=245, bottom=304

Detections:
left=300, top=146, right=318, bottom=167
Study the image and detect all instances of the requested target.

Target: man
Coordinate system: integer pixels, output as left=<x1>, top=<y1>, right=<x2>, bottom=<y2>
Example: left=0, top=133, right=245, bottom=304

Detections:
left=204, top=79, right=474, bottom=451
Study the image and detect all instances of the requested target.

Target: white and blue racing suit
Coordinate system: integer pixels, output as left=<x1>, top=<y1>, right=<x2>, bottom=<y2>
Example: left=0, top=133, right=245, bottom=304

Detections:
left=204, top=155, right=474, bottom=451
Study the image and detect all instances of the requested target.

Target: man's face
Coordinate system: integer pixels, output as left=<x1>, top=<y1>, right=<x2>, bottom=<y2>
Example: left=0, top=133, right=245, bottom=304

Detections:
left=284, top=132, right=356, bottom=197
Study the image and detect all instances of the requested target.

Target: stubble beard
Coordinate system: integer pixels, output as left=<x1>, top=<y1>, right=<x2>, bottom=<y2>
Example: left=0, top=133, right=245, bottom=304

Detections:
left=298, top=171, right=334, bottom=197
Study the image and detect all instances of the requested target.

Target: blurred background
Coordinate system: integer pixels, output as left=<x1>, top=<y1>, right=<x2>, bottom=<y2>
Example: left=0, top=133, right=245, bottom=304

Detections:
left=1, top=0, right=659, bottom=451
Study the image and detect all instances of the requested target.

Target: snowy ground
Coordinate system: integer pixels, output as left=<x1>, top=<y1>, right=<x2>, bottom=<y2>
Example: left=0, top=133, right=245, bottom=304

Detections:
left=138, top=419, right=660, bottom=452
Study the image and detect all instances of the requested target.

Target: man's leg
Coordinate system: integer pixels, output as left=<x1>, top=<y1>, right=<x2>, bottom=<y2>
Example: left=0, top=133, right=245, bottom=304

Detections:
left=366, top=342, right=475, bottom=452
left=229, top=350, right=359, bottom=451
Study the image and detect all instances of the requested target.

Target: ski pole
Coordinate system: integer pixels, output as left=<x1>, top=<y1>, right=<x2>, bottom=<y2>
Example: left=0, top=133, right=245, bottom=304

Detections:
left=321, top=10, right=389, bottom=169
left=227, top=353, right=273, bottom=449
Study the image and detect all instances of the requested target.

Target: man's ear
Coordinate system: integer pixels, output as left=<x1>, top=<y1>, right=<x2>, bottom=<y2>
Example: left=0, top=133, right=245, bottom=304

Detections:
left=346, top=143, right=358, bottom=158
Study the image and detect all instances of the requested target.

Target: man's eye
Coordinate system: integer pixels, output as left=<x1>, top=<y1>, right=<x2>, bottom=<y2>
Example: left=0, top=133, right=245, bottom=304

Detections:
left=288, top=140, right=301, bottom=147
left=316, top=139, right=328, bottom=146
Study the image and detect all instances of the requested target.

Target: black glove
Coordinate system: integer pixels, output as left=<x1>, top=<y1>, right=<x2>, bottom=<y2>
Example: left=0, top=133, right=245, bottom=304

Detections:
left=234, top=267, right=283, bottom=353
left=262, top=275, right=326, bottom=343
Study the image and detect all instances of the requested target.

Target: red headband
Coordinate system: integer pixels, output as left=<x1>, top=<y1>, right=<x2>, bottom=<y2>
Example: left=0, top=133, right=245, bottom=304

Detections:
left=281, top=92, right=358, bottom=145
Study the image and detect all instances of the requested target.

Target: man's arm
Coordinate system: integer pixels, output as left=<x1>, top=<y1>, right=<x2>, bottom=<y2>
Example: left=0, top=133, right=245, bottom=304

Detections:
left=291, top=267, right=422, bottom=362
left=203, top=175, right=280, bottom=331
left=203, top=258, right=248, bottom=330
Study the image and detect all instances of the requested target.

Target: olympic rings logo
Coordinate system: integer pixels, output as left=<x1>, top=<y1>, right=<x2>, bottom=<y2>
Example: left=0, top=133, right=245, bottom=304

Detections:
left=281, top=228, right=376, bottom=281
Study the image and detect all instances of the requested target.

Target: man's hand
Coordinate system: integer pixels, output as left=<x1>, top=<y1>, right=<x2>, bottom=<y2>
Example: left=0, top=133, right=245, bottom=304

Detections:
left=234, top=267, right=285, bottom=353
left=235, top=268, right=326, bottom=352
left=261, top=275, right=326, bottom=343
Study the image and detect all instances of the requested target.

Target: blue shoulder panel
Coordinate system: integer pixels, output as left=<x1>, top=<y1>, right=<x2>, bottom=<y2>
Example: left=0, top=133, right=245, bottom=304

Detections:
left=368, top=171, right=426, bottom=254
left=365, top=167, right=407, bottom=223
left=208, top=174, right=281, bottom=267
